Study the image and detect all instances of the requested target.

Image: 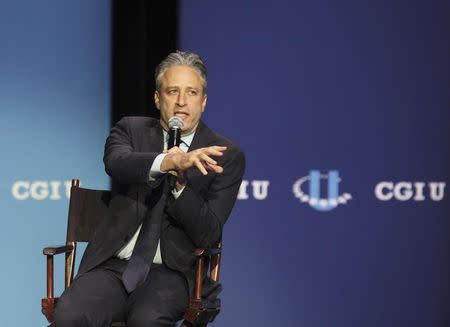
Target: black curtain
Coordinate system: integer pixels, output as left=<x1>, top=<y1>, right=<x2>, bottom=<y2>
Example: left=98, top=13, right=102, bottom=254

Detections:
left=111, top=0, right=178, bottom=125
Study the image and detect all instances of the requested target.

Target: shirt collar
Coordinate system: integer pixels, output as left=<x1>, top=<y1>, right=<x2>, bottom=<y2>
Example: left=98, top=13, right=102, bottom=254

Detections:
left=162, top=129, right=196, bottom=148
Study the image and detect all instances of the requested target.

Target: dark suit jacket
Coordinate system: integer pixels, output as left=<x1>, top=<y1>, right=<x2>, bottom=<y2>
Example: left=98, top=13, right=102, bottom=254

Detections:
left=78, top=116, right=245, bottom=295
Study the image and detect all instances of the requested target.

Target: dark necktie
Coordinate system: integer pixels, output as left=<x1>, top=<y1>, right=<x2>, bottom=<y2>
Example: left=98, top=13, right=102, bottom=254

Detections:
left=122, top=177, right=168, bottom=293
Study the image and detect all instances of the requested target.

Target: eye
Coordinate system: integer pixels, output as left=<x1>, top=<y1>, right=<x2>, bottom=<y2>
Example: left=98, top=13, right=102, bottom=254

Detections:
left=167, top=89, right=178, bottom=95
left=188, top=89, right=198, bottom=96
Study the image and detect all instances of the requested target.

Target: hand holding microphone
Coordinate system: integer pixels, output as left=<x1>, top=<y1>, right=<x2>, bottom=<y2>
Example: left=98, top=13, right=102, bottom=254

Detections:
left=162, top=116, right=227, bottom=190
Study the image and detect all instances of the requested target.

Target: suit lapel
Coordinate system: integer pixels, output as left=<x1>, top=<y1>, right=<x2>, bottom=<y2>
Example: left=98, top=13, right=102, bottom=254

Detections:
left=188, top=121, right=216, bottom=151
left=143, top=118, right=164, bottom=152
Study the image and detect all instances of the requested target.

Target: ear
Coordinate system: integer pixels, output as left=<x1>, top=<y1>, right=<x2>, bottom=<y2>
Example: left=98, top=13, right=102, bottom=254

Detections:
left=154, top=91, right=161, bottom=110
left=201, top=94, right=207, bottom=112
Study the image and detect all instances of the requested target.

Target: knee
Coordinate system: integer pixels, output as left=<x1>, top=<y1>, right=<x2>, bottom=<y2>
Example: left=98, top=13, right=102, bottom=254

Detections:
left=51, top=299, right=94, bottom=327
left=51, top=309, right=88, bottom=327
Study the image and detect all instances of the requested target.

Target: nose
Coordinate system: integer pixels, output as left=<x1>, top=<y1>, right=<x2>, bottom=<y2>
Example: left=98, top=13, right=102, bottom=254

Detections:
left=176, top=92, right=187, bottom=107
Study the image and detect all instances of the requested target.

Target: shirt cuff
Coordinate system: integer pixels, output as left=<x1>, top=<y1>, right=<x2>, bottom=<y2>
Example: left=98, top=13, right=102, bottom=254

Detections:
left=148, top=153, right=167, bottom=182
left=171, top=186, right=186, bottom=199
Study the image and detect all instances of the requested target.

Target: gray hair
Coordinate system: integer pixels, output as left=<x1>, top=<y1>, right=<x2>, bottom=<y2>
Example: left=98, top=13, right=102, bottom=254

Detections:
left=155, top=50, right=208, bottom=93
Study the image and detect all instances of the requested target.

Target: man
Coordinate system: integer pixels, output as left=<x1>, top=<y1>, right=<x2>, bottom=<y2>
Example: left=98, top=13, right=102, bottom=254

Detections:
left=52, top=51, right=245, bottom=326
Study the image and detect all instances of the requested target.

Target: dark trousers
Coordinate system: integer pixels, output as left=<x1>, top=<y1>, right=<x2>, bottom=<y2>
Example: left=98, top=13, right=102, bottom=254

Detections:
left=51, top=258, right=189, bottom=327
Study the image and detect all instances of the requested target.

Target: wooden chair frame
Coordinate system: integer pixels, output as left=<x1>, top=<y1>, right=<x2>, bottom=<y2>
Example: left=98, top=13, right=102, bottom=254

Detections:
left=41, top=179, right=222, bottom=327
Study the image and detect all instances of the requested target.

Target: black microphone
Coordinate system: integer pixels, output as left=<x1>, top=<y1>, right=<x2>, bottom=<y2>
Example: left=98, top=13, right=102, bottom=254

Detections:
left=167, top=117, right=184, bottom=189
left=168, top=116, right=183, bottom=149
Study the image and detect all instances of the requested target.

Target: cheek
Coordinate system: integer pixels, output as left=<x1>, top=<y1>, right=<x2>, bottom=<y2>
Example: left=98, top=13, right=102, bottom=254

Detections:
left=160, top=101, right=173, bottom=114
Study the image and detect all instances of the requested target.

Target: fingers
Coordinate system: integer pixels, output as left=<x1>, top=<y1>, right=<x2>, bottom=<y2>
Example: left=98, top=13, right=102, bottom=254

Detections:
left=196, top=161, right=223, bottom=175
left=199, top=146, right=226, bottom=174
left=200, top=153, right=217, bottom=165
left=192, top=155, right=224, bottom=176
left=195, top=149, right=225, bottom=175
left=194, top=159, right=208, bottom=175
left=173, top=145, right=227, bottom=175
left=203, top=146, right=227, bottom=157
left=206, top=161, right=224, bottom=174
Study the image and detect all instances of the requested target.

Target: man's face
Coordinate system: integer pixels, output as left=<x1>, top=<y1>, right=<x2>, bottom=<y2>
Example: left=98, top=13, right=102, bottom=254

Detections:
left=155, top=65, right=207, bottom=135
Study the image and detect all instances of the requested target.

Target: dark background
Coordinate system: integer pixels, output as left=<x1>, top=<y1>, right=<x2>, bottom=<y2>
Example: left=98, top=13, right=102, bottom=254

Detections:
left=111, top=1, right=177, bottom=123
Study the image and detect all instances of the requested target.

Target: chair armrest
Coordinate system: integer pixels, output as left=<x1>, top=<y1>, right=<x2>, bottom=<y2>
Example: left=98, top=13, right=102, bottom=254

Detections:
left=184, top=245, right=223, bottom=326
left=42, top=242, right=76, bottom=323
left=43, top=244, right=74, bottom=256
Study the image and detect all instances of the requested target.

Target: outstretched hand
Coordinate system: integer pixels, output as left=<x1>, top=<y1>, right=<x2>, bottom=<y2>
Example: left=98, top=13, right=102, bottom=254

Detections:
left=161, top=145, right=227, bottom=176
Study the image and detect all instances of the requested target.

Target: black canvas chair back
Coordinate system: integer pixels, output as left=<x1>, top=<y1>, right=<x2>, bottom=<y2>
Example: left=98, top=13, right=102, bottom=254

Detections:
left=66, top=181, right=111, bottom=242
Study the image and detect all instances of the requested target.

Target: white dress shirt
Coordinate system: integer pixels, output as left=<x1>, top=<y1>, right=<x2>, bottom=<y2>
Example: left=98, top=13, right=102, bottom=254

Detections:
left=116, top=129, right=195, bottom=263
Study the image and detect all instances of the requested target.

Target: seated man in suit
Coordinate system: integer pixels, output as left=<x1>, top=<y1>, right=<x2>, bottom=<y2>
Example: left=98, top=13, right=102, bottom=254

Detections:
left=52, top=51, right=245, bottom=327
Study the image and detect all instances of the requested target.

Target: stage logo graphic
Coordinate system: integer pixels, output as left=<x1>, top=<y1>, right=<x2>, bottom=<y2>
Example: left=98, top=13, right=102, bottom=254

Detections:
left=237, top=180, right=270, bottom=200
left=11, top=180, right=73, bottom=200
left=293, top=170, right=352, bottom=211
left=374, top=181, right=446, bottom=201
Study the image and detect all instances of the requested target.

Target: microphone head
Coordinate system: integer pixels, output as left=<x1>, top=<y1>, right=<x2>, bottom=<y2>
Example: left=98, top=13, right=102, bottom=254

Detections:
left=168, top=116, right=184, bottom=130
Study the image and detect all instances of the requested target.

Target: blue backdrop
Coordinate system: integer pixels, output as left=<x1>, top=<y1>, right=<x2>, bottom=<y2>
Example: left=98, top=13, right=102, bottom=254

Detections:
left=180, top=1, right=449, bottom=326
left=0, top=1, right=110, bottom=326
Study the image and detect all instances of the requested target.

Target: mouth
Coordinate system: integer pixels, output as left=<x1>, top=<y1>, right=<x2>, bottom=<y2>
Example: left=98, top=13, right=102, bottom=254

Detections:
left=174, top=111, right=189, bottom=120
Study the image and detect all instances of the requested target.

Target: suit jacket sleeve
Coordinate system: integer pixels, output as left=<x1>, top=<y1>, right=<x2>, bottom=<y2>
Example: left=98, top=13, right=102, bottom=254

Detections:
left=103, top=117, right=160, bottom=184
left=165, top=145, right=245, bottom=248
